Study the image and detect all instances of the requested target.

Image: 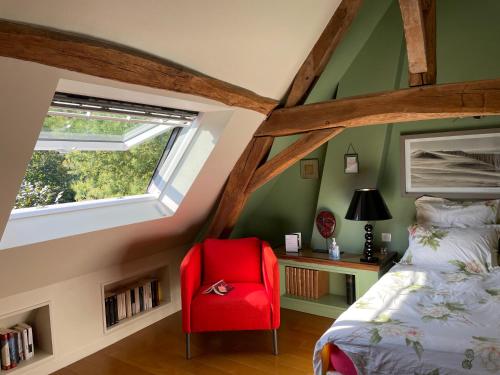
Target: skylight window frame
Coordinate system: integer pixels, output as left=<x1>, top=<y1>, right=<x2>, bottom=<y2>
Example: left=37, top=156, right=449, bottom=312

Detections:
left=0, top=75, right=243, bottom=251
left=11, top=93, right=202, bottom=219
left=36, top=93, right=196, bottom=152
left=10, top=115, right=200, bottom=221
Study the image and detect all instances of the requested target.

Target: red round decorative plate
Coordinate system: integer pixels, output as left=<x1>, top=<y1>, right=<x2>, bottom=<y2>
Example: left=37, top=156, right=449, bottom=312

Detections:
left=316, top=211, right=336, bottom=239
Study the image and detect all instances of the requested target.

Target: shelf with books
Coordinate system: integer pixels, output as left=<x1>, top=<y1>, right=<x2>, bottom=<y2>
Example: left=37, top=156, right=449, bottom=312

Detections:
left=275, top=247, right=397, bottom=318
left=101, top=265, right=170, bottom=333
left=0, top=302, right=53, bottom=374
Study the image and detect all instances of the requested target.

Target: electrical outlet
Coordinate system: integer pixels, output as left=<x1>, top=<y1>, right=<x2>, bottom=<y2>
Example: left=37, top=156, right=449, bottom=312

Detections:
left=381, top=233, right=391, bottom=242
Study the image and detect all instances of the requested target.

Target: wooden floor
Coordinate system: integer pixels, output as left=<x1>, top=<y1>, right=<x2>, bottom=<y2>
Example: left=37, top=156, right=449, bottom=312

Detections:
left=52, top=309, right=332, bottom=375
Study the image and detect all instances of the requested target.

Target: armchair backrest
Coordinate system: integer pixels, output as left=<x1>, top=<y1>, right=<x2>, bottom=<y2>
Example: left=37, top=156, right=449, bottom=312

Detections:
left=202, top=237, right=262, bottom=284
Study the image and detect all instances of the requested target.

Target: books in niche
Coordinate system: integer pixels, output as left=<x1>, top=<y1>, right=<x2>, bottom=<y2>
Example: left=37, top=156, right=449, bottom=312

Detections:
left=345, top=274, right=356, bottom=305
left=202, top=280, right=234, bottom=296
left=284, top=266, right=328, bottom=300
left=0, top=323, right=34, bottom=370
left=105, top=278, right=161, bottom=328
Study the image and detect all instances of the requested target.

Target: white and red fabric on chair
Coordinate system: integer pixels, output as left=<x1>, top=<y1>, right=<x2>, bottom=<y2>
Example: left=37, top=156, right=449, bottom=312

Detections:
left=180, top=237, right=280, bottom=358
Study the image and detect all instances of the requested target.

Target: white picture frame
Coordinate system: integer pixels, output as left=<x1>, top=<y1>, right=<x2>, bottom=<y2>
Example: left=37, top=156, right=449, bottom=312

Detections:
left=344, top=154, right=359, bottom=174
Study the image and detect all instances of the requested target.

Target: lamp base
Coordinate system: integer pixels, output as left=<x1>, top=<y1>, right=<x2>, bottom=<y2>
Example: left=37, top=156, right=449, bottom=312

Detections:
left=360, top=256, right=379, bottom=264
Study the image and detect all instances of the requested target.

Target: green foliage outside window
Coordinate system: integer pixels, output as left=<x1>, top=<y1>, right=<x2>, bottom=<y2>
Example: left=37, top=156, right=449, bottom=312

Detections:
left=14, top=115, right=171, bottom=209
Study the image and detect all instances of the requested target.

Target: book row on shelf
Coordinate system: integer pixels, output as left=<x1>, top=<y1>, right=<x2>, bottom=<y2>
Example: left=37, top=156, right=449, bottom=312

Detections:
left=105, top=278, right=161, bottom=328
left=0, top=324, right=34, bottom=371
left=285, top=266, right=328, bottom=300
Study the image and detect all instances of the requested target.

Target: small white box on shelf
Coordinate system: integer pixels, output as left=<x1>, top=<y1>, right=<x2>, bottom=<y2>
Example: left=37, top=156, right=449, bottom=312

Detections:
left=293, top=232, right=302, bottom=249
left=285, top=233, right=301, bottom=253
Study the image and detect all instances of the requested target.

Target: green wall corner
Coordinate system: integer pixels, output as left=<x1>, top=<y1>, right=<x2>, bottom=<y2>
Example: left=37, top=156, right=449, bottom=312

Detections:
left=232, top=0, right=500, bottom=255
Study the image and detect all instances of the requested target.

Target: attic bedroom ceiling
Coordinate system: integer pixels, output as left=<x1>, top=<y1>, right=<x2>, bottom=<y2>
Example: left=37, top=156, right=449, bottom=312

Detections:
left=0, top=0, right=342, bottom=100
left=0, top=1, right=346, bottom=296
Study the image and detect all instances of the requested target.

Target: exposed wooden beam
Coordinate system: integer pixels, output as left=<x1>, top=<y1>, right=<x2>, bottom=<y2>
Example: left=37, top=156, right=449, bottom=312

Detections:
left=206, top=1, right=364, bottom=238
left=247, top=128, right=344, bottom=193
left=256, top=78, right=500, bottom=137
left=284, top=0, right=363, bottom=107
left=399, top=0, right=427, bottom=74
left=206, top=136, right=274, bottom=238
left=408, top=0, right=436, bottom=86
left=0, top=20, right=278, bottom=115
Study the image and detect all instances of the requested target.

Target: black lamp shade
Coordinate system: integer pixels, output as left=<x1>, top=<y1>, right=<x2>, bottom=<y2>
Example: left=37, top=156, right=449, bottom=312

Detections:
left=345, top=189, right=392, bottom=221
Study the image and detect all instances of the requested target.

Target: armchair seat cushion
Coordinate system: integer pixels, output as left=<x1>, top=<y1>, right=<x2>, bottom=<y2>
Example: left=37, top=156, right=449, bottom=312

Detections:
left=190, top=283, right=271, bottom=332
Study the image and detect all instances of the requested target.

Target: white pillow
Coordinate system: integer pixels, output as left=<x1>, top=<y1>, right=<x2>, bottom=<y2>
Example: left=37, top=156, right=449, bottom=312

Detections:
left=400, top=225, right=497, bottom=272
left=415, top=196, right=499, bottom=228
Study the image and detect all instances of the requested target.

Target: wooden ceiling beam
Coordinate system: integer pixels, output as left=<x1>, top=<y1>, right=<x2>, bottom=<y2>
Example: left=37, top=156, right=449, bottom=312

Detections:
left=399, top=0, right=428, bottom=74
left=284, top=0, right=363, bottom=107
left=0, top=20, right=278, bottom=115
left=247, top=127, right=344, bottom=193
left=206, top=136, right=274, bottom=239
left=256, top=78, right=500, bottom=137
left=205, top=1, right=362, bottom=238
left=399, top=0, right=436, bottom=86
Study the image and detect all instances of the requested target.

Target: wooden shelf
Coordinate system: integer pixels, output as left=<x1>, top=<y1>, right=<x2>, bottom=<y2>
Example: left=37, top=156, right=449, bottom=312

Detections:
left=0, top=303, right=54, bottom=374
left=102, top=265, right=170, bottom=334
left=275, top=247, right=397, bottom=271
left=0, top=350, right=52, bottom=374
left=104, top=302, right=170, bottom=333
left=276, top=247, right=397, bottom=318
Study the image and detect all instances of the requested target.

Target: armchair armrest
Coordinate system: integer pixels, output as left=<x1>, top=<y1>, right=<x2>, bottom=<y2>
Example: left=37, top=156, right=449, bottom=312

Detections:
left=262, top=241, right=280, bottom=329
left=180, top=243, right=202, bottom=333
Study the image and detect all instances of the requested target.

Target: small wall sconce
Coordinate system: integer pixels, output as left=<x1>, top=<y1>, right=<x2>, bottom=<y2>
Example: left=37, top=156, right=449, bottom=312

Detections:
left=344, top=143, right=359, bottom=174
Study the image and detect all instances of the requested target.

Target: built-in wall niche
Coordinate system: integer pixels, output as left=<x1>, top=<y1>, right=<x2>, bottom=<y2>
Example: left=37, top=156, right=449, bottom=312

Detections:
left=101, top=265, right=170, bottom=333
left=0, top=302, right=53, bottom=373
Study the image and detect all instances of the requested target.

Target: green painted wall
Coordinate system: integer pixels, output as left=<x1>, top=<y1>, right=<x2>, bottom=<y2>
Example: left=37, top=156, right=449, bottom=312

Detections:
left=233, top=0, right=500, bottom=254
left=232, top=0, right=394, bottom=246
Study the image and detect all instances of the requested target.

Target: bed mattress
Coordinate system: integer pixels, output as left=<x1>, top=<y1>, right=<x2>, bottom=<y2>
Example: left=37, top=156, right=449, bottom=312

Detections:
left=313, top=264, right=500, bottom=375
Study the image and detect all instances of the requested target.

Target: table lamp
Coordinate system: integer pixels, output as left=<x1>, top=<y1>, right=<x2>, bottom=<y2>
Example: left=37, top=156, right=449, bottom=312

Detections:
left=345, top=188, right=392, bottom=263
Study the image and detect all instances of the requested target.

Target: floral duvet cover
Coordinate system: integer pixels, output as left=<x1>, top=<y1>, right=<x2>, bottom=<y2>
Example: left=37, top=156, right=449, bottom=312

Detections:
left=313, top=264, right=500, bottom=375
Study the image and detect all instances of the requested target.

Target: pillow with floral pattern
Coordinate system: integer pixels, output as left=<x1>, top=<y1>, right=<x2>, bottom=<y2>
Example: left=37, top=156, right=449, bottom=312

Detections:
left=415, top=196, right=499, bottom=228
left=400, top=224, right=497, bottom=272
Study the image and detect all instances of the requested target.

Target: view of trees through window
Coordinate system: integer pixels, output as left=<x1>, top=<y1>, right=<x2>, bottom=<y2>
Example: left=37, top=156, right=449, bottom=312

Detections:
left=15, top=114, right=173, bottom=209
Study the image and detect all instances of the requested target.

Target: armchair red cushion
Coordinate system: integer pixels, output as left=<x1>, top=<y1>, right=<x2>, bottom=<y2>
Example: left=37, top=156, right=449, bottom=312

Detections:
left=203, top=237, right=261, bottom=284
left=181, top=237, right=280, bottom=334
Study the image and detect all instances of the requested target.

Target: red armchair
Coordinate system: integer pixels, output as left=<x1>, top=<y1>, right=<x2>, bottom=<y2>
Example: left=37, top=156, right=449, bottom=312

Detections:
left=180, top=237, right=280, bottom=358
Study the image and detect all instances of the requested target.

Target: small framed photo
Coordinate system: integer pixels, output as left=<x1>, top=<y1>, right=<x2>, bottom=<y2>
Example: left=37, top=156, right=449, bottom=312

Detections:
left=344, top=154, right=359, bottom=174
left=300, top=159, right=319, bottom=179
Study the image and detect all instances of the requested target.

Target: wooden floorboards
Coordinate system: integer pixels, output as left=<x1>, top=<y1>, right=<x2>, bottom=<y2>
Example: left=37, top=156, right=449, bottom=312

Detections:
left=52, top=309, right=333, bottom=375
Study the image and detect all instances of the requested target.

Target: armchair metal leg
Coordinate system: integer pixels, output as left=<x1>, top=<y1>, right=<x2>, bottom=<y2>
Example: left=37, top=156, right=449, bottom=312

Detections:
left=186, top=333, right=191, bottom=359
left=272, top=329, right=278, bottom=355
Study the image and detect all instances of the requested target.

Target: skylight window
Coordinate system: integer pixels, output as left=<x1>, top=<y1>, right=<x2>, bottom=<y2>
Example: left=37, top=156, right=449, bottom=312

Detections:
left=15, top=93, right=198, bottom=209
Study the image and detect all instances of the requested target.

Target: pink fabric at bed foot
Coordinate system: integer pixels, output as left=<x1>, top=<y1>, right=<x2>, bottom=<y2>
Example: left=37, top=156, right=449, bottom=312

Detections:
left=329, top=344, right=357, bottom=375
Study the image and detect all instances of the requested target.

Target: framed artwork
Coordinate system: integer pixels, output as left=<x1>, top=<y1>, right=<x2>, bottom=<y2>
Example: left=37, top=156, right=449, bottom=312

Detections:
left=400, top=129, right=500, bottom=198
left=300, top=159, right=319, bottom=179
left=344, top=143, right=359, bottom=174
left=344, top=154, right=359, bottom=174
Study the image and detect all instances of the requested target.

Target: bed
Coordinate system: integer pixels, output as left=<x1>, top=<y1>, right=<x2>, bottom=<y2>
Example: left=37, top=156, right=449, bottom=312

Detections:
left=313, top=197, right=500, bottom=375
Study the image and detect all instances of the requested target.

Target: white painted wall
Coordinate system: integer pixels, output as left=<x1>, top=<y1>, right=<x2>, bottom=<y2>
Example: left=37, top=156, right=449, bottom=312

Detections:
left=0, top=0, right=341, bottom=100
left=0, top=2, right=342, bottom=371
left=0, top=57, right=264, bottom=373
left=0, top=246, right=186, bottom=374
left=0, top=57, right=264, bottom=295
